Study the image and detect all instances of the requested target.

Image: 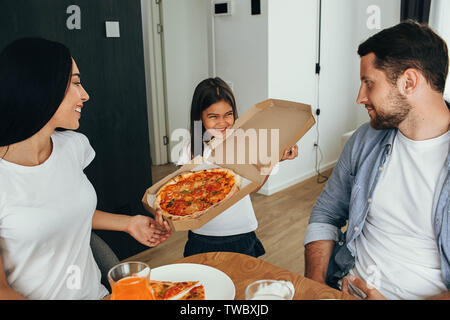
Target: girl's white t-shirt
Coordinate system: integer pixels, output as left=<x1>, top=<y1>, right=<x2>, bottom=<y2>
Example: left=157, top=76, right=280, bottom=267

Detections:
left=0, top=131, right=108, bottom=300
left=176, top=138, right=258, bottom=236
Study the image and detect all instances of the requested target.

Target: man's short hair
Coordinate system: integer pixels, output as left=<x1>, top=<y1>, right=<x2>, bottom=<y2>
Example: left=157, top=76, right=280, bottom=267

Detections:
left=358, top=20, right=449, bottom=93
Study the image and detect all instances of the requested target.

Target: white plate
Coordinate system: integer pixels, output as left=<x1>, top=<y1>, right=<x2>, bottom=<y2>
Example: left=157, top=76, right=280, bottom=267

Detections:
left=150, top=263, right=235, bottom=300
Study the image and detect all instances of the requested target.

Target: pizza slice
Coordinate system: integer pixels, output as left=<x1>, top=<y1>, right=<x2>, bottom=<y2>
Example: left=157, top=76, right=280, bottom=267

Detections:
left=179, top=285, right=205, bottom=300
left=149, top=280, right=199, bottom=300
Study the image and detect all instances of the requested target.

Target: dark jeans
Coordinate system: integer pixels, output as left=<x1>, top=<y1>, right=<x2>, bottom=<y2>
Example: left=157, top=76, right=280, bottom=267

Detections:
left=184, top=231, right=266, bottom=258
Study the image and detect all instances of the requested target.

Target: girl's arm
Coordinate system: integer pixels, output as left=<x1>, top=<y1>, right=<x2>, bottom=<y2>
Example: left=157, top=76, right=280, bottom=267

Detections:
left=252, top=175, right=270, bottom=194
left=251, top=145, right=299, bottom=194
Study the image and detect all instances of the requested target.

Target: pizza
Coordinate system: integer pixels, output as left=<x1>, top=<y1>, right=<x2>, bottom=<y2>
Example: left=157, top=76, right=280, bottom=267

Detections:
left=149, top=280, right=204, bottom=300
left=179, top=285, right=205, bottom=300
left=154, top=168, right=241, bottom=220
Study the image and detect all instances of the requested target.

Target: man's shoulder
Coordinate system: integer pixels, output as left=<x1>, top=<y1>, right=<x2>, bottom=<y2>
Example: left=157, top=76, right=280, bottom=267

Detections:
left=347, top=122, right=394, bottom=151
left=353, top=122, right=389, bottom=139
left=340, top=122, right=395, bottom=173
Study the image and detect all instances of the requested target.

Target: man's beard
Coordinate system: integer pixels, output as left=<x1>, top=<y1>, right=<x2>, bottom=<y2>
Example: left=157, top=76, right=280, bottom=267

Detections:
left=368, top=88, right=412, bottom=130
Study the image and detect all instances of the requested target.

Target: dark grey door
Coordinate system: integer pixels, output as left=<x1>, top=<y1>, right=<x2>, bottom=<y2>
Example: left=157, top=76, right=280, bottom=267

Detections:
left=1, top=0, right=153, bottom=260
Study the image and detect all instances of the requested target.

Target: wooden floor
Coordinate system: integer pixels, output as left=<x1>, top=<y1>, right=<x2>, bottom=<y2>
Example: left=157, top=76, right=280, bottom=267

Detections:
left=125, top=164, right=332, bottom=277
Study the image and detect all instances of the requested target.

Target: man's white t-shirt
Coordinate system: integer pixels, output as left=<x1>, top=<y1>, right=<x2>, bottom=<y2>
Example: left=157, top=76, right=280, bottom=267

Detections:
left=350, top=130, right=449, bottom=299
left=0, top=131, right=108, bottom=300
left=176, top=138, right=258, bottom=236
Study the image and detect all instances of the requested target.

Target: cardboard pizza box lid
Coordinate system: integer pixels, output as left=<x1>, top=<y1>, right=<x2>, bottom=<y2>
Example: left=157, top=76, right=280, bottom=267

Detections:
left=207, top=99, right=315, bottom=184
left=141, top=98, right=315, bottom=231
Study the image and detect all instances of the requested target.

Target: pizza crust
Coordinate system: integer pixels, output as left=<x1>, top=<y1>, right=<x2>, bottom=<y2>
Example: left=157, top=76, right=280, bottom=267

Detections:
left=154, top=168, right=241, bottom=221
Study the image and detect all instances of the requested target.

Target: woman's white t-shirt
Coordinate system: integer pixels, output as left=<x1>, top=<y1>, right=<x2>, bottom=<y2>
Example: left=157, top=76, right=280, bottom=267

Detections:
left=0, top=131, right=108, bottom=300
left=176, top=138, right=258, bottom=236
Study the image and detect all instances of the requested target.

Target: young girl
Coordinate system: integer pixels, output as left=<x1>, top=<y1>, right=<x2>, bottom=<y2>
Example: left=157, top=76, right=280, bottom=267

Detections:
left=177, top=77, right=298, bottom=258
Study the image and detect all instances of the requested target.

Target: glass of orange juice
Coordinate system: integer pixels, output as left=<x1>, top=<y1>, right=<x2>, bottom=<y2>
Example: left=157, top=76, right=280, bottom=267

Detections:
left=107, top=261, right=154, bottom=300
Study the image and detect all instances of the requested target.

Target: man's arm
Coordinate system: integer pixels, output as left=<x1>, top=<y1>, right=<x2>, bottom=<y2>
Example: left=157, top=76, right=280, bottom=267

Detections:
left=304, top=240, right=335, bottom=284
left=303, top=128, right=360, bottom=283
left=427, top=291, right=450, bottom=300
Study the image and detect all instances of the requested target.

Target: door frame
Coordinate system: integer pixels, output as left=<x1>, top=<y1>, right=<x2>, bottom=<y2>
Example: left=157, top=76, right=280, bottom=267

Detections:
left=141, top=0, right=168, bottom=165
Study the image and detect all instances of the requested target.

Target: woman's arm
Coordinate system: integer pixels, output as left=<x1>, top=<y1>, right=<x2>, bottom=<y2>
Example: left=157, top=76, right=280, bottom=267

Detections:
left=92, top=210, right=171, bottom=248
left=0, top=254, right=25, bottom=300
left=92, top=209, right=134, bottom=232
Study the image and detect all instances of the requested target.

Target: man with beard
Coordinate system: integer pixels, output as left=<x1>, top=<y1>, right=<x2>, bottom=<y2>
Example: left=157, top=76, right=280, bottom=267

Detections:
left=303, top=20, right=449, bottom=300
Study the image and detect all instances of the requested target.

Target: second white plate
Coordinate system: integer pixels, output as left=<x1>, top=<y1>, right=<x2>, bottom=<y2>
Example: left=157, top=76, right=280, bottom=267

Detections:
left=150, top=263, right=235, bottom=300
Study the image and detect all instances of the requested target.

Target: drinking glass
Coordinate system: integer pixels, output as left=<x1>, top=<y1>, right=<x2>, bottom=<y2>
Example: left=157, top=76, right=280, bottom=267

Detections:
left=107, top=261, right=153, bottom=300
left=245, top=279, right=294, bottom=300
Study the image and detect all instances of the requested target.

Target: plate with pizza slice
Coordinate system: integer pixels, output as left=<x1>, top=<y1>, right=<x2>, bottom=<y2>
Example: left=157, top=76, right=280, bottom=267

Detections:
left=150, top=263, right=235, bottom=300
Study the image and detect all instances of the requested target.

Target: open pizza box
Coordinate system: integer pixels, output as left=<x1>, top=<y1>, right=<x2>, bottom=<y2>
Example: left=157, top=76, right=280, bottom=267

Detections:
left=142, top=99, right=316, bottom=231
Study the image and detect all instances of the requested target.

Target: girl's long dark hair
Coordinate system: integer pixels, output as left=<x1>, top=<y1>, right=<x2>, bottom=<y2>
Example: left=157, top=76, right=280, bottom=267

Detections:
left=0, top=37, right=72, bottom=146
left=189, top=77, right=238, bottom=159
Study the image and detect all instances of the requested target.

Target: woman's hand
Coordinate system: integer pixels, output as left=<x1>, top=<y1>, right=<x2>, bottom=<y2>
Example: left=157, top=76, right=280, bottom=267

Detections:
left=125, top=211, right=171, bottom=248
left=280, top=145, right=299, bottom=161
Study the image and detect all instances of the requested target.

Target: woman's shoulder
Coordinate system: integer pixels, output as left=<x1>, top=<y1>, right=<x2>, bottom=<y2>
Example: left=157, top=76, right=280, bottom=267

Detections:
left=52, top=130, right=89, bottom=143
left=52, top=130, right=95, bottom=168
left=52, top=130, right=93, bottom=151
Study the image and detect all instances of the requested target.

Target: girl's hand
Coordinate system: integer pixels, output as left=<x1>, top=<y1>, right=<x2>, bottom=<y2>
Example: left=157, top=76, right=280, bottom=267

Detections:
left=280, top=145, right=299, bottom=161
left=154, top=209, right=172, bottom=233
left=126, top=214, right=171, bottom=247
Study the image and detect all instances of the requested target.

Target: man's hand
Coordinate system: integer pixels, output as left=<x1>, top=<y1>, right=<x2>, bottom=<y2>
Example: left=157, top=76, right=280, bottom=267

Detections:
left=342, top=275, right=386, bottom=300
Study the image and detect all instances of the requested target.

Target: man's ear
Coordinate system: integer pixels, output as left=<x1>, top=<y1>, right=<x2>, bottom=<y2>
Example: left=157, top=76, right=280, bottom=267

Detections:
left=398, top=68, right=420, bottom=95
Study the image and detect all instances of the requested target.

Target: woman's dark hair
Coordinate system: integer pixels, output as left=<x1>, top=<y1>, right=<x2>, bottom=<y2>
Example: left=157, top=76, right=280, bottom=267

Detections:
left=189, top=77, right=237, bottom=159
left=358, top=20, right=449, bottom=93
left=0, top=37, right=72, bottom=146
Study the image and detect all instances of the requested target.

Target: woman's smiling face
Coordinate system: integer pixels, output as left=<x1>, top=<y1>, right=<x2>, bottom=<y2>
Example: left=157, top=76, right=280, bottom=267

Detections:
left=48, top=58, right=89, bottom=130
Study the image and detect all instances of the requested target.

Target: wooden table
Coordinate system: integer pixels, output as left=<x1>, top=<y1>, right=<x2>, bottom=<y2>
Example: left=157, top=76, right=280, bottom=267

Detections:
left=174, top=251, right=358, bottom=300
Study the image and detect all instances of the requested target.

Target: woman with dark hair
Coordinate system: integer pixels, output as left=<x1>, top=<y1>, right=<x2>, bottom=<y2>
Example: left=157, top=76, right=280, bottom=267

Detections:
left=177, top=77, right=299, bottom=258
left=0, top=38, right=171, bottom=300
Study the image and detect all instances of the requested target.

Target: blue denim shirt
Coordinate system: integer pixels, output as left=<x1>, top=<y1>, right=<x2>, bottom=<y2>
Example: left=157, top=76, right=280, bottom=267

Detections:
left=304, top=122, right=450, bottom=291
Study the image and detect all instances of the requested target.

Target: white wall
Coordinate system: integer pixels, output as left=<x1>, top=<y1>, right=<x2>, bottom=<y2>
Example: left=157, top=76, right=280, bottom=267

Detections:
left=313, top=0, right=362, bottom=175
left=162, top=0, right=210, bottom=162
left=259, top=0, right=401, bottom=195
left=212, top=0, right=269, bottom=115
left=353, top=0, right=402, bottom=126
left=159, top=0, right=401, bottom=195
left=429, top=0, right=450, bottom=100
left=261, top=0, right=319, bottom=195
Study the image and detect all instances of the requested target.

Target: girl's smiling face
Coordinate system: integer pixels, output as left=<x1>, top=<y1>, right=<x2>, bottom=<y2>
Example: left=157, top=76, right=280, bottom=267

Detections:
left=201, top=99, right=235, bottom=138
